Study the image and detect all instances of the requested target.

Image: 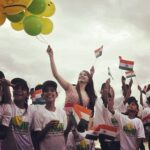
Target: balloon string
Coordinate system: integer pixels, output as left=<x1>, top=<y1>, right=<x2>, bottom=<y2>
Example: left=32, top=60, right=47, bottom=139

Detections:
left=36, top=35, right=49, bottom=45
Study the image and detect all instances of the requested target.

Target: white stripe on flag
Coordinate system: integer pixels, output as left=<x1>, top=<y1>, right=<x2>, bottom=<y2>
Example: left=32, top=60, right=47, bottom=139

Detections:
left=72, top=109, right=80, bottom=124
left=119, top=62, right=133, bottom=70
left=80, top=112, right=91, bottom=122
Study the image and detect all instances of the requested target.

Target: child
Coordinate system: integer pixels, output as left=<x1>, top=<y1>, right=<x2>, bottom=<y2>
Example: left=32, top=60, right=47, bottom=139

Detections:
left=3, top=78, right=35, bottom=150
left=33, top=80, right=67, bottom=150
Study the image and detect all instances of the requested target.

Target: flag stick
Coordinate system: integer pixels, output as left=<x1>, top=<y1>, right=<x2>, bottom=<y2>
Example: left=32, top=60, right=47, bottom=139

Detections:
left=135, top=76, right=139, bottom=86
left=36, top=35, right=50, bottom=45
left=93, top=58, right=97, bottom=67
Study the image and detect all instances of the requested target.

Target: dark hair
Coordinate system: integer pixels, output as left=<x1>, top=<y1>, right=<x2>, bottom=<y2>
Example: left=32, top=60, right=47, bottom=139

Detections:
left=35, top=84, right=43, bottom=90
left=0, top=71, right=5, bottom=79
left=76, top=70, right=97, bottom=116
left=0, top=71, right=11, bottom=104
left=127, top=96, right=138, bottom=105
left=42, top=80, right=57, bottom=92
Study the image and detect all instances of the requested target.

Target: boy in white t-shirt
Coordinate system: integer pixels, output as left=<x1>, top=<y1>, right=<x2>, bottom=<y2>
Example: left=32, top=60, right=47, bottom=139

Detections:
left=33, top=80, right=67, bottom=150
left=108, top=91, right=145, bottom=150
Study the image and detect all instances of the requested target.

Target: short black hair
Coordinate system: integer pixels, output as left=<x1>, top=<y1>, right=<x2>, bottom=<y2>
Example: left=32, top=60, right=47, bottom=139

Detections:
left=11, top=78, right=29, bottom=92
left=42, top=80, right=57, bottom=92
left=0, top=71, right=5, bottom=79
left=127, top=96, right=139, bottom=110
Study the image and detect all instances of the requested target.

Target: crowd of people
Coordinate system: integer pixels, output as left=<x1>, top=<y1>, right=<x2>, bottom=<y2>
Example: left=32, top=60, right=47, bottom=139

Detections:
left=0, top=45, right=149, bottom=150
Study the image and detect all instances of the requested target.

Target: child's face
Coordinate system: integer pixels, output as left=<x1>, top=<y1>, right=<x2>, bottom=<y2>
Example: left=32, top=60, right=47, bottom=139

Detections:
left=43, top=87, right=57, bottom=102
left=13, top=85, right=29, bottom=101
left=127, top=102, right=138, bottom=114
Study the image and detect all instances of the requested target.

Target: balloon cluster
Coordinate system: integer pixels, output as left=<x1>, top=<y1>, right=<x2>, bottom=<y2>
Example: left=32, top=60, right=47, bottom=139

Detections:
left=0, top=0, right=55, bottom=36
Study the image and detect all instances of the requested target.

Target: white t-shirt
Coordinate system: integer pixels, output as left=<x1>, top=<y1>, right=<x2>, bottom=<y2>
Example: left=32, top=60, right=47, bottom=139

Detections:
left=93, top=97, right=119, bottom=141
left=114, top=97, right=127, bottom=113
left=93, top=98, right=105, bottom=126
left=3, top=103, right=35, bottom=150
left=94, top=97, right=119, bottom=126
left=114, top=111, right=145, bottom=150
left=33, top=105, right=67, bottom=150
left=0, top=104, right=12, bottom=150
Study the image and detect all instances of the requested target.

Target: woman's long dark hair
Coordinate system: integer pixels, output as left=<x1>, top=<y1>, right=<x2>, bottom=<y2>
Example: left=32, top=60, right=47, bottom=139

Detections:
left=76, top=70, right=97, bottom=116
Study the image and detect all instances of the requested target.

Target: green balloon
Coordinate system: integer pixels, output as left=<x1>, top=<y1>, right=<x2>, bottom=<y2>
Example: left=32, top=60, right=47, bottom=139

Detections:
left=27, top=0, right=46, bottom=15
left=7, top=12, right=24, bottom=23
left=23, top=15, right=42, bottom=36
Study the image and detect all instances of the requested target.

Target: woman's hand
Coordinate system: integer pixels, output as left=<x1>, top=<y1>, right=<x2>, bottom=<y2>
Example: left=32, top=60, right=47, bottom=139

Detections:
left=47, top=45, right=53, bottom=57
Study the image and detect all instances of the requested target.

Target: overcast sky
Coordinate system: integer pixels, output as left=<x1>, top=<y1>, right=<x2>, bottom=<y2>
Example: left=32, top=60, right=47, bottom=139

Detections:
left=0, top=0, right=150, bottom=107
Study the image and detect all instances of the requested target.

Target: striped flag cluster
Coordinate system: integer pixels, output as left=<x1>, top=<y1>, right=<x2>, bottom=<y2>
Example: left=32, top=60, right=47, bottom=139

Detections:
left=119, top=56, right=134, bottom=71
left=85, top=124, right=118, bottom=140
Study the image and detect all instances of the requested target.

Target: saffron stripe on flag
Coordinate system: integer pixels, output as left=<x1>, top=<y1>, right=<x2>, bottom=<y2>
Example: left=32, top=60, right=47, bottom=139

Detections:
left=72, top=104, right=92, bottom=125
left=119, top=57, right=134, bottom=71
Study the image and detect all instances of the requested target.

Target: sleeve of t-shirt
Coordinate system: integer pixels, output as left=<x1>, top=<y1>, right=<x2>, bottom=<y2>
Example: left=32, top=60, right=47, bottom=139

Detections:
left=2, top=104, right=12, bottom=127
left=93, top=98, right=103, bottom=126
left=62, top=110, right=68, bottom=130
left=33, top=110, right=43, bottom=131
left=136, top=119, right=145, bottom=139
left=113, top=110, right=126, bottom=125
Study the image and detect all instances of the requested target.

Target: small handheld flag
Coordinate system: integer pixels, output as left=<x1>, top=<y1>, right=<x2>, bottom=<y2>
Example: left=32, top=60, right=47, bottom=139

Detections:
left=119, top=56, right=134, bottom=71
left=125, top=71, right=136, bottom=78
left=94, top=45, right=103, bottom=58
left=72, top=104, right=92, bottom=127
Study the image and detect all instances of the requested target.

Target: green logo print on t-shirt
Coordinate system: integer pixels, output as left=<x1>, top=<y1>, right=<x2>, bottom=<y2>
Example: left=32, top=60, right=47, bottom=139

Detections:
left=49, top=123, right=64, bottom=133
left=11, top=116, right=29, bottom=131
left=123, top=123, right=136, bottom=136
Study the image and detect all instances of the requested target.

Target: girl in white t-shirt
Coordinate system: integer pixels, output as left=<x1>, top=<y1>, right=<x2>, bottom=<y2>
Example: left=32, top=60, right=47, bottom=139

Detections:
left=0, top=71, right=12, bottom=150
left=3, top=78, right=35, bottom=150
left=33, top=80, right=67, bottom=150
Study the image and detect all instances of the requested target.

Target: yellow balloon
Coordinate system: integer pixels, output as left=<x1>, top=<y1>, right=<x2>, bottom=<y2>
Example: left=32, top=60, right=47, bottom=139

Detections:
left=24, top=10, right=32, bottom=16
left=1, top=0, right=33, bottom=15
left=11, top=21, right=23, bottom=31
left=41, top=18, right=53, bottom=35
left=0, top=13, right=6, bottom=25
left=41, top=0, right=56, bottom=17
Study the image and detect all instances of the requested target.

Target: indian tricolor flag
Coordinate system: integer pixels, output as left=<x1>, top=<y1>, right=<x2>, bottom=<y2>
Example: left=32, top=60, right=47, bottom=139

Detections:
left=119, top=56, right=134, bottom=71
left=85, top=124, right=118, bottom=140
left=125, top=71, right=136, bottom=78
left=31, top=89, right=42, bottom=102
left=72, top=104, right=92, bottom=126
left=94, top=45, right=103, bottom=58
